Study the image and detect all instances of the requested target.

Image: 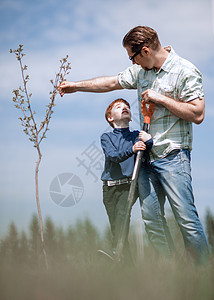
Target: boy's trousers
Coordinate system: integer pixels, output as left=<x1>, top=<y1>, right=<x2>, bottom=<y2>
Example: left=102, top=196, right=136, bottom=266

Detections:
left=103, top=182, right=138, bottom=258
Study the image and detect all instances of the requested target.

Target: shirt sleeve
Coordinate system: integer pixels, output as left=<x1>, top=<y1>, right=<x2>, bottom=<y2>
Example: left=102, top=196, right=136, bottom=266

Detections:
left=143, top=138, right=153, bottom=159
left=101, top=133, right=134, bottom=163
left=145, top=138, right=153, bottom=152
left=177, top=66, right=204, bottom=102
left=118, top=64, right=141, bottom=89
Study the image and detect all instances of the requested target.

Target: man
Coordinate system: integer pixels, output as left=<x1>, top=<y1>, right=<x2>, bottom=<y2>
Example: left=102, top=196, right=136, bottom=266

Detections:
left=58, top=26, right=209, bottom=262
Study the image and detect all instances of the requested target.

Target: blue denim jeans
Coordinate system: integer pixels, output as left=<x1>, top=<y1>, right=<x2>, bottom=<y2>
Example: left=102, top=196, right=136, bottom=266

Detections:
left=138, top=149, right=209, bottom=262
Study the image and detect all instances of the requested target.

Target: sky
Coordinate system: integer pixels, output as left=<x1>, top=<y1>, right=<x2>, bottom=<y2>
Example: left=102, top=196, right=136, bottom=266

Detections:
left=0, top=0, right=214, bottom=237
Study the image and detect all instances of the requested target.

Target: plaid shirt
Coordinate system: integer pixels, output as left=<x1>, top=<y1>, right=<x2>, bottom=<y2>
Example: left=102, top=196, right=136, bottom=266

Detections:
left=118, top=47, right=204, bottom=161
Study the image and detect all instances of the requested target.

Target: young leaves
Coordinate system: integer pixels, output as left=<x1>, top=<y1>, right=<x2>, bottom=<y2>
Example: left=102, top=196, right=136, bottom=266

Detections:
left=10, top=45, right=71, bottom=147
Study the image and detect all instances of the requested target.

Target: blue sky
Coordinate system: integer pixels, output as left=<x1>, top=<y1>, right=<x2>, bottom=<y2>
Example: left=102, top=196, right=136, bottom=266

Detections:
left=0, top=0, right=214, bottom=236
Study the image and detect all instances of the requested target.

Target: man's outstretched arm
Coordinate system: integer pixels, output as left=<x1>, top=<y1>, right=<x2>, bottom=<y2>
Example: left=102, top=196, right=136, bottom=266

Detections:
left=58, top=76, right=123, bottom=96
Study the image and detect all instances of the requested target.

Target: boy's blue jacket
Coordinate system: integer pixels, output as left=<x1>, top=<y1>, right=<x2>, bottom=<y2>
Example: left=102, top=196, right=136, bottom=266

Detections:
left=101, top=127, right=153, bottom=181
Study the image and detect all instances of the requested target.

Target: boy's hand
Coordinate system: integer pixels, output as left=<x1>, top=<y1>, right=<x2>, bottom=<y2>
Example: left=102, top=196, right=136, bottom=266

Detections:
left=58, top=81, right=77, bottom=96
left=132, top=141, right=146, bottom=153
left=139, top=130, right=152, bottom=142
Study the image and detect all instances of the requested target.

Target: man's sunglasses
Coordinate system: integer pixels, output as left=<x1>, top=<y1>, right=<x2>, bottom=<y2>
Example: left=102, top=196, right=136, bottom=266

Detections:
left=129, top=46, right=143, bottom=62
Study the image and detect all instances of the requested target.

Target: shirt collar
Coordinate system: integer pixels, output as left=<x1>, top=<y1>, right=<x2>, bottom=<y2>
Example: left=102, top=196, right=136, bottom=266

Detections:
left=113, top=127, right=130, bottom=133
left=156, top=46, right=176, bottom=74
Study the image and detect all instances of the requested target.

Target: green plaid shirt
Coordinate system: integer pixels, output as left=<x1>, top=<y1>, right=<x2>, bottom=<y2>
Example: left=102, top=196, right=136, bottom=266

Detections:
left=118, top=47, right=204, bottom=161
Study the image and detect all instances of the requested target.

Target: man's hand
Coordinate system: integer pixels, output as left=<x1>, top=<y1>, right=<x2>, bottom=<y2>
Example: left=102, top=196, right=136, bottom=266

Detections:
left=58, top=81, right=77, bottom=97
left=132, top=141, right=146, bottom=153
left=142, top=89, right=163, bottom=104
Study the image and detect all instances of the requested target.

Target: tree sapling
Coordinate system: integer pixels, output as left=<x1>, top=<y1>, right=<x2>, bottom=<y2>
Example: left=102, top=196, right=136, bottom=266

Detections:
left=10, top=45, right=71, bottom=269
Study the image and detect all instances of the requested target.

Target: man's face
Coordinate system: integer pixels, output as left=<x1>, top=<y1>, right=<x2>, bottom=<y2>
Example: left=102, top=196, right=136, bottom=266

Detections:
left=108, top=102, right=131, bottom=127
left=125, top=46, right=154, bottom=71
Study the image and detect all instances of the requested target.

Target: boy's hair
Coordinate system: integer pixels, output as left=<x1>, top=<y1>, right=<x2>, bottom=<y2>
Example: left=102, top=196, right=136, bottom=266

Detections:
left=105, top=98, right=130, bottom=128
left=122, top=26, right=161, bottom=53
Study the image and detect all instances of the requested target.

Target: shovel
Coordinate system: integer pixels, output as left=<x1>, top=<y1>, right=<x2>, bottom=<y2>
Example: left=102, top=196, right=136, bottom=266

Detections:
left=115, top=100, right=155, bottom=262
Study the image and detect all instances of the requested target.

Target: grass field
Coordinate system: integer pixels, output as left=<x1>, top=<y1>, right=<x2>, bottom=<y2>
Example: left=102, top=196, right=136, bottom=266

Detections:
left=0, top=215, right=214, bottom=300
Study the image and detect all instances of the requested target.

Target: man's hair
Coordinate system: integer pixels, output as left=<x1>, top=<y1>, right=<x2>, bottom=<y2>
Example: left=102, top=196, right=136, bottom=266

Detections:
left=105, top=98, right=130, bottom=128
left=122, top=26, right=161, bottom=52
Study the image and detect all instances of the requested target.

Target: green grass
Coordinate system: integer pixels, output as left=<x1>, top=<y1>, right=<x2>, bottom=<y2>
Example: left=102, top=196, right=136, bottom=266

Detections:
left=0, top=215, right=214, bottom=300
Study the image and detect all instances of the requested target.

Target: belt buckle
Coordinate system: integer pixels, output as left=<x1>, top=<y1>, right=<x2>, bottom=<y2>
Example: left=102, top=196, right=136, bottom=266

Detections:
left=107, top=181, right=115, bottom=187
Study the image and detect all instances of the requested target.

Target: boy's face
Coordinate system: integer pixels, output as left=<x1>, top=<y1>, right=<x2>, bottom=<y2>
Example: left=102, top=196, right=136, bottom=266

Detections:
left=108, top=102, right=131, bottom=128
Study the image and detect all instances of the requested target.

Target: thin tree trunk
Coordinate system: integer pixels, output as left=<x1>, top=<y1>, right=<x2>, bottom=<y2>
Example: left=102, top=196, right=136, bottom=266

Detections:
left=35, top=146, right=48, bottom=269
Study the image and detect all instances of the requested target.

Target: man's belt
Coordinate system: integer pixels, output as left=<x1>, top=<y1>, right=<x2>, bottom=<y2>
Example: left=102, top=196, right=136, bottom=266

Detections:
left=103, top=178, right=132, bottom=187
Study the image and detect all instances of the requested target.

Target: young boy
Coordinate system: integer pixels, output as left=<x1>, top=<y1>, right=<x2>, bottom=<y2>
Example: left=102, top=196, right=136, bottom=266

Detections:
left=101, top=98, right=153, bottom=260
